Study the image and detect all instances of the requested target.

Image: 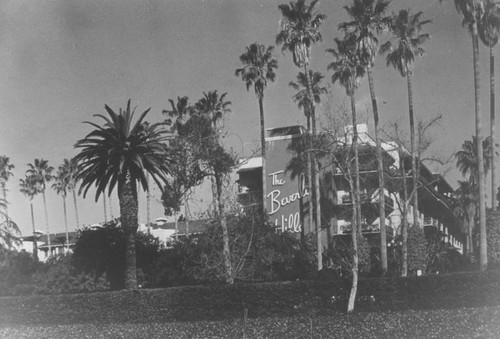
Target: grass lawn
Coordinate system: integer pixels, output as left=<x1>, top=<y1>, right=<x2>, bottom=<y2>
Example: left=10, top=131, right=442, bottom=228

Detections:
left=1, top=305, right=499, bottom=338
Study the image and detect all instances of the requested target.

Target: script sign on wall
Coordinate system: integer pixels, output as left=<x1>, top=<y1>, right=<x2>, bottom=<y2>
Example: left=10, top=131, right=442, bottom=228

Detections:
left=265, top=133, right=311, bottom=234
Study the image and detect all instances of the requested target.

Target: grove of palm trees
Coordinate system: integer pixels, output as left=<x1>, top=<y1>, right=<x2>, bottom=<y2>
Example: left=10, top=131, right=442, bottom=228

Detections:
left=1, top=0, right=500, bottom=336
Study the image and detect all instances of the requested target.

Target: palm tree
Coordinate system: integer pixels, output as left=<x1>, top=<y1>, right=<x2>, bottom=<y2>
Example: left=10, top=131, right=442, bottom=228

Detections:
left=60, top=158, right=80, bottom=230
left=440, top=0, right=487, bottom=271
left=479, top=0, right=500, bottom=211
left=454, top=180, right=477, bottom=258
left=194, top=90, right=231, bottom=132
left=0, top=198, right=20, bottom=251
left=52, top=166, right=70, bottom=252
left=235, top=43, right=278, bottom=213
left=59, top=159, right=80, bottom=229
left=380, top=9, right=431, bottom=276
left=163, top=96, right=195, bottom=237
left=26, top=158, right=54, bottom=257
left=276, top=0, right=326, bottom=270
left=0, top=156, right=14, bottom=230
left=327, top=34, right=365, bottom=312
left=194, top=92, right=235, bottom=283
left=19, top=175, right=39, bottom=261
left=456, top=136, right=492, bottom=186
left=289, top=70, right=328, bottom=119
left=340, top=0, right=391, bottom=273
left=73, top=100, right=172, bottom=289
left=289, top=69, right=327, bottom=237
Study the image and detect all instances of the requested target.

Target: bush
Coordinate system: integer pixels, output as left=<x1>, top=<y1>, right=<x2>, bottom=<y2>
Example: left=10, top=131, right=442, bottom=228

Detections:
left=0, top=250, right=41, bottom=295
left=72, top=219, right=161, bottom=290
left=156, top=207, right=317, bottom=286
left=487, top=210, right=500, bottom=265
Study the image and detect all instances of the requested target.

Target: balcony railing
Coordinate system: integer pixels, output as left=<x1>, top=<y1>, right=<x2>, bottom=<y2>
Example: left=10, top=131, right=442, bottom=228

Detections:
left=338, top=222, right=380, bottom=234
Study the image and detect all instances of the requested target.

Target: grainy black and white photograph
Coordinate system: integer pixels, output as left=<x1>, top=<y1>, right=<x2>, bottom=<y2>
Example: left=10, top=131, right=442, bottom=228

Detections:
left=0, top=0, right=500, bottom=338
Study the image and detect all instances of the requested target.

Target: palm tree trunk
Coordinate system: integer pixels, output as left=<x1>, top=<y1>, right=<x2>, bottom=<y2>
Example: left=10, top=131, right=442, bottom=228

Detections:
left=119, top=170, right=139, bottom=290
left=184, top=195, right=190, bottom=236
left=304, top=64, right=323, bottom=271
left=103, top=195, right=108, bottom=223
left=109, top=192, right=114, bottom=219
left=407, top=71, right=419, bottom=229
left=72, top=189, right=80, bottom=230
left=2, top=184, right=9, bottom=228
left=401, top=156, right=409, bottom=277
left=174, top=211, right=178, bottom=241
left=306, top=116, right=314, bottom=235
left=472, top=23, right=488, bottom=271
left=259, top=94, right=267, bottom=220
left=42, top=191, right=51, bottom=257
left=490, top=44, right=497, bottom=211
left=30, top=201, right=38, bottom=262
left=367, top=65, right=387, bottom=273
left=351, top=93, right=362, bottom=235
left=63, top=196, right=69, bottom=253
left=347, top=187, right=359, bottom=313
left=146, top=174, right=151, bottom=227
left=216, top=173, right=233, bottom=284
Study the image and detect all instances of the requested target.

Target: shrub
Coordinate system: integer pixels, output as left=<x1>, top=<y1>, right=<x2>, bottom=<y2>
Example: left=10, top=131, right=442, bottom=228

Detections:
left=72, top=219, right=161, bottom=290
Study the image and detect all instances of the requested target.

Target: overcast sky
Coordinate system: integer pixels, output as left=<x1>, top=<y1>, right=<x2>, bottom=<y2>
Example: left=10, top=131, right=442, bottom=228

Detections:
left=0, top=0, right=492, bottom=237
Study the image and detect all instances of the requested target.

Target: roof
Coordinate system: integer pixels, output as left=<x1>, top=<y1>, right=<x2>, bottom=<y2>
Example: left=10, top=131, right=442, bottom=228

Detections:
left=236, top=157, right=262, bottom=173
left=28, top=231, right=79, bottom=247
left=150, top=219, right=208, bottom=235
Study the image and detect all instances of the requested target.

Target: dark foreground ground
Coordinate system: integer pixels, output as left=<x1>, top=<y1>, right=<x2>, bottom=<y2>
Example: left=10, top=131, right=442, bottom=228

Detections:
left=1, top=305, right=499, bottom=338
left=1, top=272, right=500, bottom=338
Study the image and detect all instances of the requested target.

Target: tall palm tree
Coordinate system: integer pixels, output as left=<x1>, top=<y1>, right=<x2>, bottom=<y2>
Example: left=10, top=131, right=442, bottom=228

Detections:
left=380, top=9, right=431, bottom=277
left=327, top=34, right=365, bottom=312
left=454, top=180, right=477, bottom=258
left=163, top=96, right=195, bottom=237
left=235, top=43, right=278, bottom=213
left=340, top=0, right=391, bottom=273
left=276, top=0, right=326, bottom=270
left=60, top=158, right=80, bottom=230
left=194, top=92, right=234, bottom=283
left=440, top=0, right=487, bottom=271
left=479, top=0, right=500, bottom=211
left=0, top=156, right=14, bottom=230
left=289, top=69, right=327, bottom=237
left=327, top=35, right=366, bottom=229
left=19, top=175, right=39, bottom=261
left=26, top=158, right=54, bottom=257
left=456, top=136, right=492, bottom=186
left=52, top=166, right=70, bottom=252
left=74, top=100, right=172, bottom=289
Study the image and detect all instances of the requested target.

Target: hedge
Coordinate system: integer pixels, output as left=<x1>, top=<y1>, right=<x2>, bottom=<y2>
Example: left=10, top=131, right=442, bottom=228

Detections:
left=1, top=270, right=499, bottom=325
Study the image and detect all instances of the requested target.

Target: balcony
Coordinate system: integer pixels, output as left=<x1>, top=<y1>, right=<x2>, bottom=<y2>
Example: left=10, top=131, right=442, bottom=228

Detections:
left=338, top=222, right=380, bottom=235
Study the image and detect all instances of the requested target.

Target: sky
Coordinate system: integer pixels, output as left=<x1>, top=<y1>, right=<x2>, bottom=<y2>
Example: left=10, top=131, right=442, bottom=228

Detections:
left=0, top=0, right=494, bottom=237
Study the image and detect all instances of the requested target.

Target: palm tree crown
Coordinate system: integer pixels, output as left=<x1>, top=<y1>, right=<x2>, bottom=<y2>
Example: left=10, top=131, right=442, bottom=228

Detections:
left=339, top=0, right=391, bottom=67
left=327, top=35, right=366, bottom=96
left=0, top=156, right=14, bottom=185
left=479, top=0, right=500, bottom=47
left=74, top=100, right=171, bottom=201
left=380, top=9, right=431, bottom=77
left=289, top=70, right=327, bottom=116
left=276, top=0, right=326, bottom=68
left=163, top=96, right=193, bottom=134
left=26, top=159, right=53, bottom=192
left=456, top=136, right=493, bottom=185
left=194, top=91, right=231, bottom=131
left=235, top=43, right=278, bottom=99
